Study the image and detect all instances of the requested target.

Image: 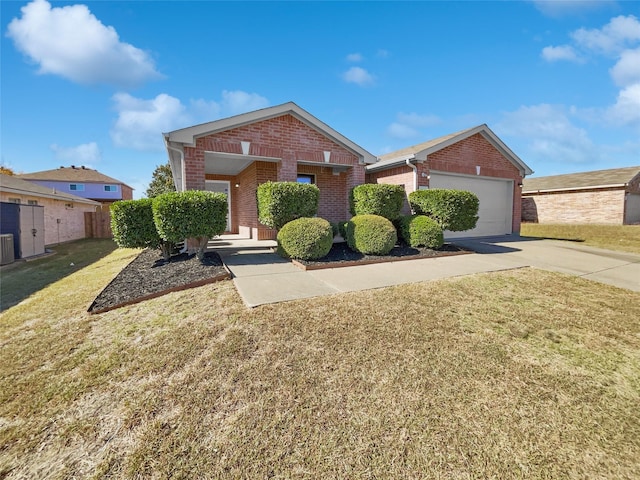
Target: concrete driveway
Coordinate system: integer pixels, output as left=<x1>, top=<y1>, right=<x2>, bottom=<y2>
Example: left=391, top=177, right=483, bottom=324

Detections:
left=212, top=235, right=640, bottom=307
left=452, top=235, right=640, bottom=292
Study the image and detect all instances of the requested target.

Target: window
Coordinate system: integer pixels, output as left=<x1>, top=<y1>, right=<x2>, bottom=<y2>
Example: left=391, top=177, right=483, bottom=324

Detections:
left=69, top=183, right=85, bottom=191
left=297, top=174, right=315, bottom=184
left=8, top=197, right=20, bottom=204
left=104, top=185, right=118, bottom=192
left=27, top=200, right=38, bottom=206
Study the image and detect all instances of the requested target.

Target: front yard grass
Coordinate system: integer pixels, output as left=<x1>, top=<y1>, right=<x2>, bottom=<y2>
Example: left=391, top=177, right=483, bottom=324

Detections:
left=1, top=245, right=639, bottom=478
left=521, top=223, right=640, bottom=254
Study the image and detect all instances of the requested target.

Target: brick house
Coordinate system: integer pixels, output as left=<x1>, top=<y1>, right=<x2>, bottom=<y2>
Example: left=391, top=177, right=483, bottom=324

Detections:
left=164, top=102, right=376, bottom=239
left=367, top=125, right=533, bottom=237
left=165, top=103, right=533, bottom=239
left=522, top=166, right=640, bottom=225
left=0, top=173, right=100, bottom=246
left=17, top=166, right=134, bottom=212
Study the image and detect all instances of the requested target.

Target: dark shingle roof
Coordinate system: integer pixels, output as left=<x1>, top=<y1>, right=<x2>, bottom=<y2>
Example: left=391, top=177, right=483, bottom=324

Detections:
left=17, top=166, right=132, bottom=188
left=0, top=174, right=100, bottom=205
left=522, top=166, right=640, bottom=193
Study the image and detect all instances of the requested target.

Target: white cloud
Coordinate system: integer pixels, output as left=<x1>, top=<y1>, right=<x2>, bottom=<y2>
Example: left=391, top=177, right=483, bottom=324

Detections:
left=386, top=123, right=419, bottom=139
left=377, top=49, right=390, bottom=58
left=532, top=0, right=615, bottom=18
left=111, top=93, right=190, bottom=151
left=497, top=104, right=598, bottom=164
left=610, top=48, right=640, bottom=86
left=342, top=66, right=375, bottom=86
left=220, top=90, right=269, bottom=115
left=397, top=112, right=441, bottom=128
left=571, top=14, right=640, bottom=55
left=50, top=142, right=101, bottom=164
left=110, top=90, right=271, bottom=151
left=6, top=0, right=162, bottom=88
left=606, top=83, right=640, bottom=126
left=541, top=45, right=583, bottom=62
left=346, top=53, right=363, bottom=62
left=386, top=112, right=441, bottom=139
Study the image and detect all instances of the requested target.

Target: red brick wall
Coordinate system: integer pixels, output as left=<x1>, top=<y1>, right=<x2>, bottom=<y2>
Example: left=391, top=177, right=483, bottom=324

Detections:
left=427, top=133, right=523, bottom=233
left=522, top=188, right=626, bottom=224
left=297, top=165, right=348, bottom=222
left=121, top=185, right=134, bottom=200
left=186, top=114, right=365, bottom=236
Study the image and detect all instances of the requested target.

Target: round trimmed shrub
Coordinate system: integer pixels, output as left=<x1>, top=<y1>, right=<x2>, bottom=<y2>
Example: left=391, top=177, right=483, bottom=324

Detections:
left=398, top=215, right=444, bottom=249
left=277, top=217, right=333, bottom=260
left=408, top=189, right=479, bottom=232
left=349, top=184, right=405, bottom=221
left=346, top=214, right=397, bottom=255
left=111, top=199, right=161, bottom=249
left=257, top=181, right=320, bottom=230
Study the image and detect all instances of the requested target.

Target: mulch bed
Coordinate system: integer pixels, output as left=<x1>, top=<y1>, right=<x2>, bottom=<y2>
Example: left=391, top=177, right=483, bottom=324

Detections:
left=292, top=242, right=471, bottom=270
left=88, top=249, right=230, bottom=314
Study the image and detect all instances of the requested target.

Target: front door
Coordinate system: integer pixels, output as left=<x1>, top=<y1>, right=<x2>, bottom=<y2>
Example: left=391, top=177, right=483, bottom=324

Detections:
left=205, top=180, right=231, bottom=231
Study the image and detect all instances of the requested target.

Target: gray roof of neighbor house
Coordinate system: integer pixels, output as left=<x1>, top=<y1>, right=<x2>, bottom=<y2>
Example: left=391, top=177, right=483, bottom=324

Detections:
left=164, top=101, right=377, bottom=165
left=17, top=166, right=133, bottom=189
left=368, top=124, right=534, bottom=176
left=522, top=166, right=640, bottom=193
left=0, top=174, right=100, bottom=205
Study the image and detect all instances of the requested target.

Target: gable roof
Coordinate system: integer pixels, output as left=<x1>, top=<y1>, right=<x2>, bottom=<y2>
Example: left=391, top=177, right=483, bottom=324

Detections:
left=163, top=101, right=377, bottom=164
left=522, top=166, right=640, bottom=193
left=368, top=124, right=534, bottom=176
left=0, top=174, right=100, bottom=205
left=17, top=166, right=132, bottom=189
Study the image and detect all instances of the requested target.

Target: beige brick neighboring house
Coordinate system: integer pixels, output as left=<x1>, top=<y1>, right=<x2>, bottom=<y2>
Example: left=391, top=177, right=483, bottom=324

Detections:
left=522, top=166, right=640, bottom=225
left=0, top=174, right=100, bottom=245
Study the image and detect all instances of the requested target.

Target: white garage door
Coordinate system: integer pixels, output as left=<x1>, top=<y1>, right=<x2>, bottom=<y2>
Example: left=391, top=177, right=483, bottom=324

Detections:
left=428, top=171, right=513, bottom=238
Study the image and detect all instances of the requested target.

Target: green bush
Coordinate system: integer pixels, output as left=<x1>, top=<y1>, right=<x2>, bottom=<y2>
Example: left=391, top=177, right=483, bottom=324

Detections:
left=349, top=184, right=405, bottom=221
left=346, top=214, right=397, bottom=255
left=153, top=190, right=228, bottom=260
left=277, top=217, right=333, bottom=260
left=398, top=215, right=444, bottom=249
left=110, top=199, right=175, bottom=258
left=329, top=221, right=340, bottom=238
left=409, top=189, right=479, bottom=232
left=257, top=181, right=319, bottom=230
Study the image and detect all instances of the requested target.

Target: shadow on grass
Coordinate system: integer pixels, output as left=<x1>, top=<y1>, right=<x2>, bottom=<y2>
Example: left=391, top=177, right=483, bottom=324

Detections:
left=0, top=238, right=118, bottom=311
left=520, top=235, right=586, bottom=243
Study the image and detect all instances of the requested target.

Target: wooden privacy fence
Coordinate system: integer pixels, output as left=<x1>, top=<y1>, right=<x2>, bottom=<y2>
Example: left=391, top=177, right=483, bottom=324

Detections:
left=85, top=211, right=112, bottom=239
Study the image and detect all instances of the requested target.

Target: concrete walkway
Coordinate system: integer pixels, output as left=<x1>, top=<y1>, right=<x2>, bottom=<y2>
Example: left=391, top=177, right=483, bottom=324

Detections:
left=210, top=235, right=640, bottom=308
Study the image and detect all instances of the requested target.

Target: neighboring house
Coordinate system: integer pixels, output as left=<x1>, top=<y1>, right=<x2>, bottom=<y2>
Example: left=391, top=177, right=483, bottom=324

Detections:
left=17, top=165, right=133, bottom=211
left=164, top=102, right=533, bottom=240
left=522, top=166, right=640, bottom=225
left=367, top=125, right=533, bottom=238
left=0, top=174, right=100, bottom=246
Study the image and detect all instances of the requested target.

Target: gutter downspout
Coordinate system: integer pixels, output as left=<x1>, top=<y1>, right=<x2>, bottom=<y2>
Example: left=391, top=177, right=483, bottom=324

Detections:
left=164, top=139, right=189, bottom=253
left=164, top=139, right=186, bottom=192
left=406, top=158, right=418, bottom=192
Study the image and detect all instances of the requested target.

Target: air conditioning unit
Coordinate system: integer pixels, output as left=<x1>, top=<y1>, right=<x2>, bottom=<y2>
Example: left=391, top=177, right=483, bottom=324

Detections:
left=0, top=234, right=15, bottom=265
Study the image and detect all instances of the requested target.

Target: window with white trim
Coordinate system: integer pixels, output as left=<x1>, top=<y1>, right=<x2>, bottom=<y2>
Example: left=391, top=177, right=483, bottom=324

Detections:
left=8, top=197, right=20, bottom=204
left=104, top=185, right=118, bottom=192
left=27, top=200, right=38, bottom=205
left=69, top=183, right=85, bottom=191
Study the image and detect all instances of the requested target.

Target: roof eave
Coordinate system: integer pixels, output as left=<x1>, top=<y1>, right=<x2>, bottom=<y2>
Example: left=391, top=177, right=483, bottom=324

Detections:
left=165, top=102, right=377, bottom=164
left=523, top=183, right=627, bottom=194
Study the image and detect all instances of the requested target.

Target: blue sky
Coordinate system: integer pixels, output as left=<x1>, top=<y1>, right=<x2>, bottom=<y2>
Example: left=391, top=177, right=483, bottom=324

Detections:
left=2, top=0, right=639, bottom=198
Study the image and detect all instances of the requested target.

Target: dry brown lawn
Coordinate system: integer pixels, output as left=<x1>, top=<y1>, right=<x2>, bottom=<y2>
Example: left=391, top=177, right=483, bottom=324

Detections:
left=521, top=223, right=640, bottom=253
left=1, top=242, right=639, bottom=479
